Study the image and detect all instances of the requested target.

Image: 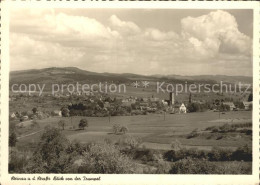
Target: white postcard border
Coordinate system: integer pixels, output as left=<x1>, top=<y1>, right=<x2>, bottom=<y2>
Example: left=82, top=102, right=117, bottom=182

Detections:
left=1, top=1, right=259, bottom=185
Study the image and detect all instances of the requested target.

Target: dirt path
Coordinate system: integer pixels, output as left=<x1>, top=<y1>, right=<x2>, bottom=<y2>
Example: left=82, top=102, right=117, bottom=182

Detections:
left=17, top=129, right=44, bottom=139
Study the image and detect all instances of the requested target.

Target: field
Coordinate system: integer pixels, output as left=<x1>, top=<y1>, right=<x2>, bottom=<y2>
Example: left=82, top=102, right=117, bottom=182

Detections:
left=15, top=111, right=252, bottom=152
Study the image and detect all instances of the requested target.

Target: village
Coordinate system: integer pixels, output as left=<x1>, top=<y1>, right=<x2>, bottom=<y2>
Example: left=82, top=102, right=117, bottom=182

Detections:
left=9, top=90, right=253, bottom=122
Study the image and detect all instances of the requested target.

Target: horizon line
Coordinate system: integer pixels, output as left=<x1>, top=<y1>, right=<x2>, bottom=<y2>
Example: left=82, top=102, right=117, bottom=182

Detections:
left=9, top=66, right=253, bottom=78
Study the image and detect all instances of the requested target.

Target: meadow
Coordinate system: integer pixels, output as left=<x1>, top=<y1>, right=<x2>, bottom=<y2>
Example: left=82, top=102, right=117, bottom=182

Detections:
left=16, top=110, right=252, bottom=152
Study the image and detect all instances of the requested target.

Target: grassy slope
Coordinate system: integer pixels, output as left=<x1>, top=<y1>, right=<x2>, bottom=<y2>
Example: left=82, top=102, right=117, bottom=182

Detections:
left=15, top=111, right=252, bottom=152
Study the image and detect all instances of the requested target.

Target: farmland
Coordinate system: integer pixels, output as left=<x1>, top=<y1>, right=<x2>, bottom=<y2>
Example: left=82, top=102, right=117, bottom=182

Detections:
left=15, top=111, right=252, bottom=152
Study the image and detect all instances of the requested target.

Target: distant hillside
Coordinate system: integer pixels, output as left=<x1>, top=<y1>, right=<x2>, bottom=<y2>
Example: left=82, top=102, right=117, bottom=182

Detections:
left=10, top=67, right=252, bottom=87
left=152, top=74, right=252, bottom=84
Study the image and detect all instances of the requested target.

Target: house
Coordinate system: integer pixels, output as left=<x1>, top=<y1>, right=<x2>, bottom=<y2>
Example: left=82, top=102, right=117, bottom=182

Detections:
left=10, top=112, right=16, bottom=118
left=179, top=103, right=187, bottom=114
left=162, top=100, right=169, bottom=106
left=122, top=98, right=136, bottom=107
left=243, top=101, right=252, bottom=110
left=223, top=102, right=236, bottom=111
left=53, top=110, right=62, bottom=117
left=150, top=97, right=159, bottom=102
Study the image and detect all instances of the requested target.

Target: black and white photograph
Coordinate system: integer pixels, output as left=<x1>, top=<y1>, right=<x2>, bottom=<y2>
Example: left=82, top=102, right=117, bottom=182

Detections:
left=1, top=1, right=259, bottom=184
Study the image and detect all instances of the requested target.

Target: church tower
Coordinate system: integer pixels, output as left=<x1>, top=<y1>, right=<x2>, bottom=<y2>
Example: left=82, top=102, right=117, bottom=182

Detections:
left=169, top=92, right=175, bottom=105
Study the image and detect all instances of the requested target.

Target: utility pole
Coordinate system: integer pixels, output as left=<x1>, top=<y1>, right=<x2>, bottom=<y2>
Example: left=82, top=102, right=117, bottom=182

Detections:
left=164, top=111, right=166, bottom=121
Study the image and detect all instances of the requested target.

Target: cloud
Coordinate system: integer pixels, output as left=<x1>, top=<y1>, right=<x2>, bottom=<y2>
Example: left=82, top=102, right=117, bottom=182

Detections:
left=10, top=33, right=85, bottom=71
left=11, top=9, right=120, bottom=46
left=144, top=28, right=179, bottom=41
left=181, top=10, right=251, bottom=56
left=10, top=9, right=252, bottom=76
left=109, top=15, right=141, bottom=36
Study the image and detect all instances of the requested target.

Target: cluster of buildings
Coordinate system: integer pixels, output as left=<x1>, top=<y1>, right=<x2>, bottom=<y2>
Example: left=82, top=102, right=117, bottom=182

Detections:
left=162, top=92, right=187, bottom=114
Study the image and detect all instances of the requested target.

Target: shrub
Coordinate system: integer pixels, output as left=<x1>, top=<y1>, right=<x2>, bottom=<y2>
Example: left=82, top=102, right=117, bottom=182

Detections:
left=163, top=150, right=177, bottom=162
left=163, top=146, right=252, bottom=162
left=112, top=124, right=121, bottom=134
left=9, top=132, right=18, bottom=147
left=123, top=135, right=141, bottom=149
left=156, top=161, right=171, bottom=174
left=9, top=150, right=29, bottom=173
left=208, top=147, right=233, bottom=161
left=120, top=126, right=129, bottom=134
left=169, top=158, right=251, bottom=174
left=25, top=126, right=75, bottom=173
left=78, top=143, right=135, bottom=174
left=217, top=161, right=252, bottom=174
left=79, top=119, right=88, bottom=130
left=186, top=129, right=199, bottom=139
left=232, top=145, right=252, bottom=161
left=219, top=124, right=236, bottom=133
left=112, top=124, right=130, bottom=135
left=205, top=122, right=252, bottom=133
left=170, top=139, right=182, bottom=150
left=169, top=157, right=216, bottom=174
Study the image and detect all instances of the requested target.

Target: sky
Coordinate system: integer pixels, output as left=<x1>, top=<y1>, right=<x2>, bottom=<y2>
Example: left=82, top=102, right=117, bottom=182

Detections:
left=10, top=8, right=253, bottom=76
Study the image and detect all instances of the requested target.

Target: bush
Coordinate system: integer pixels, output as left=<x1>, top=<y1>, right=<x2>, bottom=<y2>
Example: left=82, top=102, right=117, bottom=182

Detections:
left=120, top=126, right=129, bottom=134
left=169, top=157, right=251, bottom=174
left=163, top=146, right=252, bottom=162
left=9, top=132, right=18, bottom=147
left=208, top=147, right=233, bottom=161
left=170, top=139, right=182, bottom=150
left=156, top=161, right=171, bottom=174
left=78, top=143, right=135, bottom=174
left=79, top=119, right=88, bottom=130
left=186, top=129, right=199, bottom=139
left=112, top=124, right=121, bottom=134
left=9, top=150, right=29, bottom=173
left=205, top=122, right=252, bottom=133
left=25, top=126, right=75, bottom=173
left=123, top=135, right=141, bottom=149
left=232, top=145, right=252, bottom=161
left=112, top=124, right=129, bottom=135
left=131, top=148, right=161, bottom=163
left=169, top=157, right=216, bottom=174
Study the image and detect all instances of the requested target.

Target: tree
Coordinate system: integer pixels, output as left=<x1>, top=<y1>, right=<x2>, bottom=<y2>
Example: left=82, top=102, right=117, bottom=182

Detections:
left=189, top=93, right=192, bottom=103
left=248, top=93, right=253, bottom=102
left=9, top=132, right=17, bottom=147
left=219, top=103, right=230, bottom=112
left=187, top=103, right=200, bottom=112
left=32, top=107, right=38, bottom=114
left=26, top=126, right=74, bottom=173
left=112, top=124, right=121, bottom=134
left=58, top=120, right=66, bottom=130
left=123, top=135, right=141, bottom=149
left=61, top=107, right=70, bottom=117
left=78, top=143, right=134, bottom=173
left=120, top=126, right=129, bottom=134
left=171, top=139, right=182, bottom=151
left=79, top=119, right=88, bottom=130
